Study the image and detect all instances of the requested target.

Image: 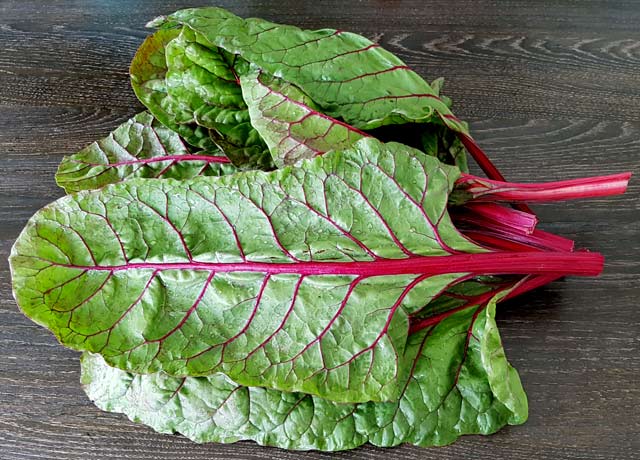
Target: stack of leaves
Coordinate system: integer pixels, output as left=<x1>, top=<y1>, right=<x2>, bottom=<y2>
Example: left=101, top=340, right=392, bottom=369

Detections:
left=9, top=7, right=631, bottom=452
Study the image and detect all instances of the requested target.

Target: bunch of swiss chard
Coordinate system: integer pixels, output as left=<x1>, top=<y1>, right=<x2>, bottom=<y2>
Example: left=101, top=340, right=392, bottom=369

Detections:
left=10, top=7, right=632, bottom=452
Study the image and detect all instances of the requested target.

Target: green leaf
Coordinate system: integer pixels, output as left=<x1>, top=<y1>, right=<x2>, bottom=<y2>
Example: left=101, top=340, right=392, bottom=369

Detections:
left=11, top=138, right=484, bottom=403
left=482, top=301, right=528, bottom=424
left=56, top=112, right=237, bottom=193
left=152, top=7, right=468, bottom=133
left=421, top=123, right=469, bottom=173
left=130, top=29, right=273, bottom=170
left=81, top=295, right=526, bottom=450
left=129, top=29, right=218, bottom=151
left=358, top=295, right=527, bottom=447
left=133, top=8, right=473, bottom=172
left=162, top=27, right=273, bottom=170
left=81, top=352, right=367, bottom=450
left=240, top=66, right=367, bottom=167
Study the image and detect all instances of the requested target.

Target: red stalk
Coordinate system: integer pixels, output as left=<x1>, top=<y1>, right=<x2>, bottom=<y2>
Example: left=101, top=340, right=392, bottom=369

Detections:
left=462, top=231, right=543, bottom=252
left=505, top=274, right=563, bottom=299
left=459, top=221, right=575, bottom=252
left=458, top=133, right=508, bottom=182
left=454, top=202, right=538, bottom=235
left=453, top=202, right=575, bottom=252
left=520, top=228, right=575, bottom=252
left=456, top=132, right=534, bottom=214
left=458, top=172, right=632, bottom=203
left=56, top=251, right=604, bottom=277
left=464, top=228, right=575, bottom=253
left=409, top=289, right=500, bottom=334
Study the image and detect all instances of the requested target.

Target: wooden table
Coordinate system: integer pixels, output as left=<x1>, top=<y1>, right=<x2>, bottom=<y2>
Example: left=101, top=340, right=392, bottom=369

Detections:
left=1, top=1, right=638, bottom=458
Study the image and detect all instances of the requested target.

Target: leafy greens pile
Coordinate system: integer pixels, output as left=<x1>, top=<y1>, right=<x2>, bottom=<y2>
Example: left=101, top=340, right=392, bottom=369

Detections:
left=9, top=7, right=631, bottom=452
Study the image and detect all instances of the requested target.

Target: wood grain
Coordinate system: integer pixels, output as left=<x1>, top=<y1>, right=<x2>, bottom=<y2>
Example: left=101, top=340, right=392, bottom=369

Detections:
left=0, top=1, right=638, bottom=459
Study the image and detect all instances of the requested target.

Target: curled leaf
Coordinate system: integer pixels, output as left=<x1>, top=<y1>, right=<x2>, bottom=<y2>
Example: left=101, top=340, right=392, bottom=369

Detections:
left=130, top=29, right=218, bottom=151
left=56, top=112, right=236, bottom=193
left=154, top=7, right=466, bottom=132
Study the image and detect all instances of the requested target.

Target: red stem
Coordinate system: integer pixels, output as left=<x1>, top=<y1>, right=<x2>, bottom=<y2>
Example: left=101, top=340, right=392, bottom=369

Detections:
left=460, top=227, right=575, bottom=252
left=453, top=202, right=574, bottom=252
left=506, top=274, right=562, bottom=299
left=409, top=289, right=500, bottom=334
left=458, top=133, right=508, bottom=182
left=458, top=172, right=631, bottom=203
left=457, top=133, right=534, bottom=214
left=56, top=251, right=604, bottom=277
left=454, top=202, right=538, bottom=235
left=462, top=231, right=543, bottom=252
left=531, top=229, right=574, bottom=252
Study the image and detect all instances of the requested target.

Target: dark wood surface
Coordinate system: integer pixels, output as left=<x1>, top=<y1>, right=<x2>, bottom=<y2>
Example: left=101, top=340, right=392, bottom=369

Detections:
left=1, top=1, right=638, bottom=458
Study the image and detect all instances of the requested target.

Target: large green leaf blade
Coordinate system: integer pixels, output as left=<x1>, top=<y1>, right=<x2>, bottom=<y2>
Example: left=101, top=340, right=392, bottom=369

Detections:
left=11, top=139, right=482, bottom=403
left=151, top=7, right=468, bottom=133
left=81, top=352, right=367, bottom=450
left=81, top=295, right=526, bottom=450
left=56, top=112, right=237, bottom=193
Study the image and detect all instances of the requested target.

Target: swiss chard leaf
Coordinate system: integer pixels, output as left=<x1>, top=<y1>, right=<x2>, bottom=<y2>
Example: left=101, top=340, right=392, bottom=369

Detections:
left=150, top=7, right=467, bottom=134
left=163, top=27, right=273, bottom=170
left=129, top=29, right=218, bottom=151
left=81, top=296, right=526, bottom=450
left=56, top=112, right=237, bottom=193
left=10, top=138, right=603, bottom=403
left=239, top=68, right=463, bottom=170
left=12, top=139, right=485, bottom=403
left=240, top=66, right=368, bottom=167
left=130, top=28, right=273, bottom=170
left=131, top=8, right=484, bottom=174
left=359, top=299, right=527, bottom=447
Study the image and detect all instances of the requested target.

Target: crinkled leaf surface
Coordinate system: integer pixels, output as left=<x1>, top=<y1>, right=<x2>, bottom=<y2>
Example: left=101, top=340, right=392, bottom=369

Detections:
left=240, top=67, right=367, bottom=167
left=11, top=138, right=484, bottom=403
left=358, top=300, right=527, bottom=448
left=148, top=7, right=467, bottom=134
left=129, top=29, right=218, bottom=151
left=130, top=29, right=272, bottom=169
left=133, top=8, right=473, bottom=170
left=56, top=112, right=237, bottom=193
left=81, top=298, right=526, bottom=451
left=163, top=27, right=273, bottom=170
left=421, top=124, right=469, bottom=173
